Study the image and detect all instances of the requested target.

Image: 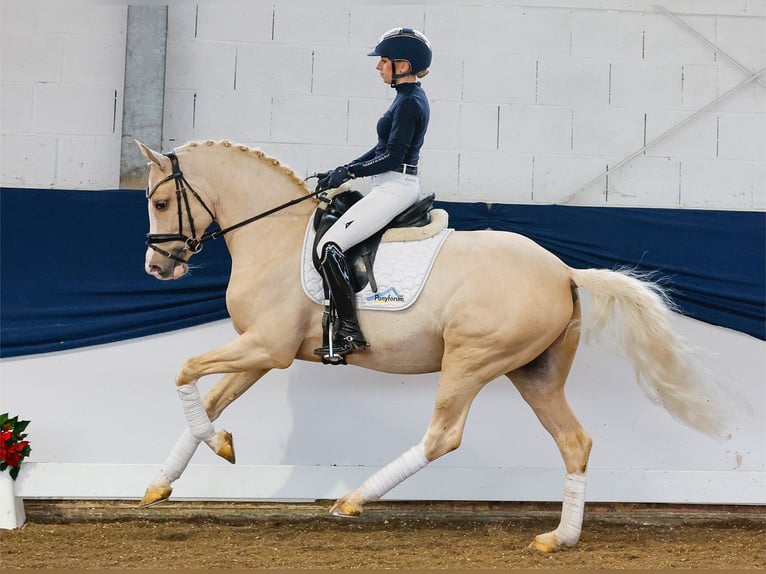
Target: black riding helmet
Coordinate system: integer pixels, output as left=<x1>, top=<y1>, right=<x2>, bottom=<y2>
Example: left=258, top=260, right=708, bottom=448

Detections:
left=368, top=27, right=432, bottom=87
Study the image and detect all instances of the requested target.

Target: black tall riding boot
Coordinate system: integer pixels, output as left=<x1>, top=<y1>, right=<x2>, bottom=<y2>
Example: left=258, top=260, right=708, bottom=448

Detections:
left=313, top=243, right=368, bottom=358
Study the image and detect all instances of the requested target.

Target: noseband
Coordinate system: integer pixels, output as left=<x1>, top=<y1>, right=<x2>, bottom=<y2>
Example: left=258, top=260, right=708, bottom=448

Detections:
left=145, top=151, right=326, bottom=265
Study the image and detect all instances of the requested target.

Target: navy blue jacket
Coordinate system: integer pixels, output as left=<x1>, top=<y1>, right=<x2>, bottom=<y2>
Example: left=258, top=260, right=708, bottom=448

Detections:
left=349, top=82, right=429, bottom=178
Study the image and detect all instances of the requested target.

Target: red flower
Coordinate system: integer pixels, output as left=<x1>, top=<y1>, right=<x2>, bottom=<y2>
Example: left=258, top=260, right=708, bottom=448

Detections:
left=0, top=413, right=31, bottom=480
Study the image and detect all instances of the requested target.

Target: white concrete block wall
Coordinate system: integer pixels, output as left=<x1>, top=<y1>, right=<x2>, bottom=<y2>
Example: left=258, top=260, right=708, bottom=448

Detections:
left=160, top=2, right=764, bottom=209
left=3, top=3, right=763, bottom=207
left=0, top=5, right=126, bottom=189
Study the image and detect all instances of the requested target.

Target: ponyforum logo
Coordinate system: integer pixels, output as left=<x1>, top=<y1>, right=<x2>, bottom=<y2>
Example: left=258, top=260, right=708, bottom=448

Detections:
left=367, top=286, right=405, bottom=304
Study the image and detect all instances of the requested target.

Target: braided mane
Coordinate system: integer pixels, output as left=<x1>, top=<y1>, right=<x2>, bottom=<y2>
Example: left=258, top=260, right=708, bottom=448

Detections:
left=178, top=139, right=311, bottom=193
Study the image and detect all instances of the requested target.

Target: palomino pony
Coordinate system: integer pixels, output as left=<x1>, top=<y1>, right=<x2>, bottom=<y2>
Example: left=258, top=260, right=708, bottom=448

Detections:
left=136, top=139, right=733, bottom=552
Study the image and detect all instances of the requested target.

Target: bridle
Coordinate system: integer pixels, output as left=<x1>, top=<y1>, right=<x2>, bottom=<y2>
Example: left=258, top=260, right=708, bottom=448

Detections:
left=145, top=151, right=325, bottom=265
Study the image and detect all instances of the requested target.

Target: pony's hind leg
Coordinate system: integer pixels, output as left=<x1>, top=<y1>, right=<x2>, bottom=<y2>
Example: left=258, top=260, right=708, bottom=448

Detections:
left=140, top=369, right=267, bottom=507
left=330, top=349, right=493, bottom=517
left=508, top=305, right=593, bottom=553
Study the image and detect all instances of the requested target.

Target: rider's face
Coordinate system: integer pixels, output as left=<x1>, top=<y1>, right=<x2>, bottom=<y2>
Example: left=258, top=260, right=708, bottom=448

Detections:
left=376, top=57, right=393, bottom=84
left=376, top=57, right=412, bottom=85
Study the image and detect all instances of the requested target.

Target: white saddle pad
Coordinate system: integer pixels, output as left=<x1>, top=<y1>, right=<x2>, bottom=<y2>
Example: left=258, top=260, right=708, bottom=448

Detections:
left=301, top=220, right=453, bottom=311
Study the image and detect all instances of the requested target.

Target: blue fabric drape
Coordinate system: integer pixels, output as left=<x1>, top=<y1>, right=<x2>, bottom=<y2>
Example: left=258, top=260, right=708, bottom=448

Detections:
left=1, top=188, right=231, bottom=357
left=1, top=187, right=763, bottom=358
left=435, top=202, right=764, bottom=340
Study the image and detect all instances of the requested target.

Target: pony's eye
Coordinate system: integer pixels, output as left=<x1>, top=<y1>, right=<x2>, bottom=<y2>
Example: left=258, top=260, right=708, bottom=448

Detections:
left=154, top=199, right=169, bottom=211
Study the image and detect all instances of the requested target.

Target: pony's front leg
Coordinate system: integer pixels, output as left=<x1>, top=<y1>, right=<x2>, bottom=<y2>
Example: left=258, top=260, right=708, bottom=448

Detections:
left=140, top=367, right=268, bottom=507
left=176, top=378, right=235, bottom=463
left=173, top=336, right=278, bottom=460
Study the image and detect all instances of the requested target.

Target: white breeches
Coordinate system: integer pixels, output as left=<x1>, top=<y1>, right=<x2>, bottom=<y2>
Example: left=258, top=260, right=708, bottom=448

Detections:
left=316, top=171, right=421, bottom=256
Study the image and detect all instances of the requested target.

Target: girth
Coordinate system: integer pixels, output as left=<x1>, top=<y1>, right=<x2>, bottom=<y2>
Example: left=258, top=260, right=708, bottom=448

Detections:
left=312, top=191, right=436, bottom=293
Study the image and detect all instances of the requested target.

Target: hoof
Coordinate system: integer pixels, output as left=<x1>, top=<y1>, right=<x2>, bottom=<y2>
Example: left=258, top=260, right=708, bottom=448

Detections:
left=139, top=484, right=172, bottom=508
left=207, top=429, right=236, bottom=464
left=329, top=498, right=363, bottom=518
left=529, top=532, right=560, bottom=553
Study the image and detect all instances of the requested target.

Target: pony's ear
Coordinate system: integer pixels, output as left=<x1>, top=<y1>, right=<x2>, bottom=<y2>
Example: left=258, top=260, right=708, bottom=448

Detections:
left=135, top=140, right=170, bottom=170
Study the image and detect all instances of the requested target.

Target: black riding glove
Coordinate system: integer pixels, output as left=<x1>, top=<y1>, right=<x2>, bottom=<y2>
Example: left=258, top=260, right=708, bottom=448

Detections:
left=316, top=166, right=353, bottom=192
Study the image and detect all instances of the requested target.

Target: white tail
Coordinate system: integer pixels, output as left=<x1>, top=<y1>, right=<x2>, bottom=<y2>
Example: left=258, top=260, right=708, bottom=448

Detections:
left=569, top=267, right=744, bottom=439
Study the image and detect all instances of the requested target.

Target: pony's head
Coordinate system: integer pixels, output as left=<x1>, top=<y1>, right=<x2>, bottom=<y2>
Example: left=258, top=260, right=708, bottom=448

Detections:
left=137, top=141, right=215, bottom=280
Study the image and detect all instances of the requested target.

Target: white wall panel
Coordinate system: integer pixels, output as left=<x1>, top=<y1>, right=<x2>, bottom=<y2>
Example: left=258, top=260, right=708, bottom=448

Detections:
left=349, top=4, right=426, bottom=48
left=426, top=100, right=461, bottom=151
left=236, top=45, right=314, bottom=95
left=56, top=136, right=123, bottom=189
left=499, top=105, right=573, bottom=154
left=458, top=103, right=499, bottom=151
left=34, top=5, right=125, bottom=35
left=160, top=90, right=194, bottom=146
left=753, top=162, right=766, bottom=209
left=422, top=52, right=463, bottom=102
left=537, top=57, right=611, bottom=107
left=681, top=63, right=721, bottom=109
left=646, top=110, right=718, bottom=159
left=271, top=95, right=348, bottom=145
left=0, top=33, right=63, bottom=83
left=195, top=4, right=274, bottom=43
left=680, top=158, right=758, bottom=208
left=347, top=98, right=385, bottom=148
left=504, top=8, right=573, bottom=57
left=532, top=154, right=607, bottom=204
left=461, top=54, right=537, bottom=104
left=0, top=85, right=34, bottom=134
left=717, top=113, right=766, bottom=161
left=607, top=156, right=681, bottom=206
left=167, top=5, right=197, bottom=40
left=610, top=61, right=683, bottom=109
left=715, top=14, right=766, bottom=70
left=570, top=10, right=644, bottom=60
left=572, top=106, right=644, bottom=157
left=425, top=5, right=515, bottom=55
left=643, top=13, right=718, bottom=64
left=164, top=39, right=236, bottom=92
left=33, top=85, right=117, bottom=136
left=717, top=79, right=766, bottom=115
left=312, top=47, right=388, bottom=98
left=458, top=151, right=533, bottom=203
left=0, top=135, right=57, bottom=187
left=417, top=149, right=459, bottom=200
left=62, top=36, right=126, bottom=87
left=273, top=2, right=349, bottom=45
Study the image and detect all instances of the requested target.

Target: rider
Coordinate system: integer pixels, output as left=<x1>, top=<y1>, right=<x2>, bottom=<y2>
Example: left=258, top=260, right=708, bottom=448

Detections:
left=313, top=27, right=432, bottom=360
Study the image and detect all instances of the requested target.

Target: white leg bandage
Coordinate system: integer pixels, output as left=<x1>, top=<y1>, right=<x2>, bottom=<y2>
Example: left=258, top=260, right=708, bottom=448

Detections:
left=177, top=383, right=215, bottom=442
left=160, top=428, right=199, bottom=482
left=555, top=473, right=587, bottom=546
left=359, top=444, right=429, bottom=503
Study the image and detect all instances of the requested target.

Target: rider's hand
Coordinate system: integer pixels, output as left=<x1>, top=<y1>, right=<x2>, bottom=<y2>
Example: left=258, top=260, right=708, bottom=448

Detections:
left=316, top=166, right=353, bottom=192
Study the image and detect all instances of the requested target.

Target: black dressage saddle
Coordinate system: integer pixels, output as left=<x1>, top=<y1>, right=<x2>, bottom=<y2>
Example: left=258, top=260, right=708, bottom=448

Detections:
left=312, top=190, right=435, bottom=293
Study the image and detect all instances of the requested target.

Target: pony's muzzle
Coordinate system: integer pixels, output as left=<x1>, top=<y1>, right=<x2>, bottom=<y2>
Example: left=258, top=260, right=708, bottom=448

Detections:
left=145, top=247, right=189, bottom=280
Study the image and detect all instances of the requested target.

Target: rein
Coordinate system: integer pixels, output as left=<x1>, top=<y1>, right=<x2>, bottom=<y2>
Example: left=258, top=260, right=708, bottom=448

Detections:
left=145, top=151, right=324, bottom=264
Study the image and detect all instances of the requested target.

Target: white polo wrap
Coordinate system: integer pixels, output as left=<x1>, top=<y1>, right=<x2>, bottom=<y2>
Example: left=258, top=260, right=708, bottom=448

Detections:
left=359, top=443, right=429, bottom=502
left=555, top=472, right=587, bottom=546
left=160, top=428, right=198, bottom=482
left=177, top=382, right=215, bottom=442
